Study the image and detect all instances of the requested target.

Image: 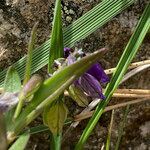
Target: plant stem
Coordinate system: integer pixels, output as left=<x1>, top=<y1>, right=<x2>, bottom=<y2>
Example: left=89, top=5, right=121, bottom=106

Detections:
left=106, top=110, right=115, bottom=150
left=105, top=59, right=150, bottom=74
left=74, top=97, right=149, bottom=122
left=51, top=133, right=62, bottom=150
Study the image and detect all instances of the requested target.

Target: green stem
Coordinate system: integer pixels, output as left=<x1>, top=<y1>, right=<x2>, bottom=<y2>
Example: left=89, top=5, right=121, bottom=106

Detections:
left=106, top=110, right=115, bottom=150
left=51, top=133, right=62, bottom=150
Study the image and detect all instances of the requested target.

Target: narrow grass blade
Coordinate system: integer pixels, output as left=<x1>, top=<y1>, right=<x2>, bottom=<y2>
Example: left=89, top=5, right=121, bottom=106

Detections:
left=75, top=3, right=150, bottom=149
left=114, top=105, right=130, bottom=150
left=23, top=22, right=38, bottom=85
left=8, top=132, right=30, bottom=150
left=0, top=0, right=135, bottom=86
left=106, top=110, right=115, bottom=150
left=48, top=0, right=63, bottom=73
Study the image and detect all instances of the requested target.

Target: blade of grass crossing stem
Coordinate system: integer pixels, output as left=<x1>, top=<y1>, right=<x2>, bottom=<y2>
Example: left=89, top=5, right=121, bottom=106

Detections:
left=48, top=0, right=63, bottom=73
left=75, top=3, right=150, bottom=149
left=0, top=0, right=135, bottom=86
left=7, top=49, right=106, bottom=140
left=106, top=110, right=115, bottom=150
left=23, top=22, right=38, bottom=85
left=115, top=105, right=130, bottom=150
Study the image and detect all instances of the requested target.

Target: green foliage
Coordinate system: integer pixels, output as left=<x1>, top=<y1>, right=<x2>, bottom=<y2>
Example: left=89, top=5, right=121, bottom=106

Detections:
left=23, top=23, right=38, bottom=85
left=43, top=100, right=68, bottom=135
left=48, top=0, right=64, bottom=73
left=10, top=49, right=106, bottom=136
left=0, top=0, right=135, bottom=86
left=9, top=132, right=30, bottom=150
left=75, top=3, right=150, bottom=149
left=3, top=67, right=21, bottom=132
left=4, top=67, right=21, bottom=93
left=1, top=0, right=149, bottom=149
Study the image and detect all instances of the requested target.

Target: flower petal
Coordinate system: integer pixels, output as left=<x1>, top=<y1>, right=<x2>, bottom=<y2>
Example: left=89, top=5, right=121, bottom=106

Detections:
left=67, top=55, right=76, bottom=65
left=87, top=63, right=109, bottom=83
left=76, top=73, right=105, bottom=100
left=64, top=47, right=71, bottom=58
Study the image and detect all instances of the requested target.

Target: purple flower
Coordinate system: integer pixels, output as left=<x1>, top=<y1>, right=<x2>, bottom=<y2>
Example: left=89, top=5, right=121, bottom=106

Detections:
left=64, top=47, right=72, bottom=58
left=64, top=48, right=109, bottom=100
left=87, top=63, right=109, bottom=84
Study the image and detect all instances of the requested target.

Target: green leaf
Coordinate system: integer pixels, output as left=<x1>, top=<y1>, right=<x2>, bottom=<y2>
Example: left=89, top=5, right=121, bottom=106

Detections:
left=0, top=0, right=135, bottom=87
left=48, top=0, right=64, bottom=73
left=4, top=67, right=21, bottom=93
left=3, top=67, right=21, bottom=132
left=9, top=132, right=30, bottom=150
left=69, top=85, right=89, bottom=107
left=43, top=100, right=68, bottom=135
left=11, top=49, right=106, bottom=136
left=75, top=3, right=150, bottom=149
left=23, top=23, right=38, bottom=85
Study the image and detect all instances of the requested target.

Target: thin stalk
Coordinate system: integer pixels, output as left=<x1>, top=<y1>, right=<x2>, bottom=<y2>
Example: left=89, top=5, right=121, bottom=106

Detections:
left=114, top=105, right=130, bottom=150
left=114, top=89, right=150, bottom=95
left=51, top=134, right=62, bottom=150
left=105, top=59, right=150, bottom=74
left=106, top=110, right=115, bottom=150
left=121, top=64, right=150, bottom=83
left=74, top=97, right=149, bottom=122
left=65, top=89, right=150, bottom=98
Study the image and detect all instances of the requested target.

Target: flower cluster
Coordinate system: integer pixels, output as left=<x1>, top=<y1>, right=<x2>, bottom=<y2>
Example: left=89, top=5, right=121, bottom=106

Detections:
left=64, top=48, right=109, bottom=101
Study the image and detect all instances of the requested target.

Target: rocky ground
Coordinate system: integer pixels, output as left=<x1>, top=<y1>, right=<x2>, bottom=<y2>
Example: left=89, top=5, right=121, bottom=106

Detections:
left=0, top=0, right=150, bottom=149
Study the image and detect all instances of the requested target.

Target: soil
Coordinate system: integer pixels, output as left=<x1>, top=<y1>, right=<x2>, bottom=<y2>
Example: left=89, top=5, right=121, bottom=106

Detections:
left=0, top=0, right=150, bottom=149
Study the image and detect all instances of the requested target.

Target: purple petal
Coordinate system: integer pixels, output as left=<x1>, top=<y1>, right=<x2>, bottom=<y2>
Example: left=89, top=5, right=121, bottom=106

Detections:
left=64, top=47, right=71, bottom=58
left=76, top=73, right=105, bottom=100
left=87, top=63, right=109, bottom=83
left=67, top=55, right=76, bottom=65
